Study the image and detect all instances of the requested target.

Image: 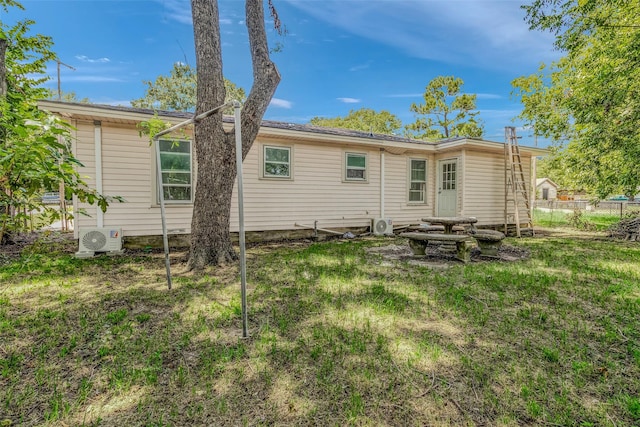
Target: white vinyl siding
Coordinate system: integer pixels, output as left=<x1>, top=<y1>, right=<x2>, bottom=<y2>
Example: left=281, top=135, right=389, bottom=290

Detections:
left=345, top=152, right=367, bottom=182
left=462, top=149, right=532, bottom=225
left=408, top=159, right=427, bottom=203
left=263, top=145, right=291, bottom=178
left=158, top=139, right=191, bottom=203
left=230, top=142, right=380, bottom=232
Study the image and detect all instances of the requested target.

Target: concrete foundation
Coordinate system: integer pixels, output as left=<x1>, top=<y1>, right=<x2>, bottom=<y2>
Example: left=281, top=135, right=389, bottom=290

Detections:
left=122, top=227, right=370, bottom=249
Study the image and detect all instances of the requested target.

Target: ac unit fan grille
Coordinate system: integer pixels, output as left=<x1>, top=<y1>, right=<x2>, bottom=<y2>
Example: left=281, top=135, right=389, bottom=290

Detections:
left=375, top=220, right=389, bottom=234
left=82, top=230, right=107, bottom=251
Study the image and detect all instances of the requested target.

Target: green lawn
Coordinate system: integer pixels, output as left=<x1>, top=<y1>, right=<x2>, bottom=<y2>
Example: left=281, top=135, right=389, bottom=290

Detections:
left=1, top=232, right=639, bottom=426
left=533, top=208, right=625, bottom=231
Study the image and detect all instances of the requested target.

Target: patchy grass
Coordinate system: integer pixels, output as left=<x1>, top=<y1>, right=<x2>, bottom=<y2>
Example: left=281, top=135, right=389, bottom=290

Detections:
left=1, top=232, right=639, bottom=426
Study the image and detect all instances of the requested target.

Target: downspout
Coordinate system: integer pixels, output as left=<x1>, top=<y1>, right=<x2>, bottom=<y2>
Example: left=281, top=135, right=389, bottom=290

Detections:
left=94, top=120, right=104, bottom=227
left=72, top=119, right=79, bottom=239
left=380, top=148, right=385, bottom=218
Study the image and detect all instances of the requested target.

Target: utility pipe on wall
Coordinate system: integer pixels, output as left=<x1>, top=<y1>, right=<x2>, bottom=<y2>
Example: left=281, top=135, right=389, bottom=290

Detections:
left=380, top=149, right=385, bottom=218
left=94, top=121, right=103, bottom=227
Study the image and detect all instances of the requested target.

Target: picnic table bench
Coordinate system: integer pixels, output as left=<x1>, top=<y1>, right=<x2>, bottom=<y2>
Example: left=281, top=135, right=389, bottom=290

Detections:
left=470, top=229, right=506, bottom=257
left=400, top=232, right=475, bottom=263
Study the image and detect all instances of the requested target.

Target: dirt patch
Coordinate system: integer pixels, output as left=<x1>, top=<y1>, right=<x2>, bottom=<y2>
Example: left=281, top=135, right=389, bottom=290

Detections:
left=0, top=231, right=76, bottom=265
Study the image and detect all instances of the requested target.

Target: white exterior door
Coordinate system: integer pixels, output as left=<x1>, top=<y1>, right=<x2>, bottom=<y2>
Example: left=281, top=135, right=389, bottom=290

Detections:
left=437, top=159, right=458, bottom=217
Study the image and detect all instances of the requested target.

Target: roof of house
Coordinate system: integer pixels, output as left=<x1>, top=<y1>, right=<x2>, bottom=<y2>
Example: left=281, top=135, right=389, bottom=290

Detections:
left=536, top=178, right=559, bottom=187
left=38, top=100, right=548, bottom=156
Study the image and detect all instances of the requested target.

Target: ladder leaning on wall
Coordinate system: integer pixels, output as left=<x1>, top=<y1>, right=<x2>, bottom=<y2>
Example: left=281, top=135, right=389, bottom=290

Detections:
left=504, top=126, right=533, bottom=237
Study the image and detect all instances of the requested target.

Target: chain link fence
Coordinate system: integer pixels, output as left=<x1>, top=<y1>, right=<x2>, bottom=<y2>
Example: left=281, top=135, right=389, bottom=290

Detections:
left=534, top=200, right=640, bottom=218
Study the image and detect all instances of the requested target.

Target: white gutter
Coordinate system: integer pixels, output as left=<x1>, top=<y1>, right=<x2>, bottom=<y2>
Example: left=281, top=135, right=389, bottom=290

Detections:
left=94, top=120, right=104, bottom=227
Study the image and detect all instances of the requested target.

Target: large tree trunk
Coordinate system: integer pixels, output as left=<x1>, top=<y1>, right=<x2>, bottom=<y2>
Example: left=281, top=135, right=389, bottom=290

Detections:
left=188, top=0, right=280, bottom=269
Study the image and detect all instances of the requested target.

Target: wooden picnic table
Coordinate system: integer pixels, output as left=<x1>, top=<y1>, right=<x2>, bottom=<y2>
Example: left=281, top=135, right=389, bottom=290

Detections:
left=421, top=216, right=478, bottom=235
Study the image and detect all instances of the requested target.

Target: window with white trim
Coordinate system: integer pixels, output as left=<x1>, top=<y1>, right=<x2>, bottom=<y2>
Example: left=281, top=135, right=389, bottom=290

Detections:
left=345, top=152, right=367, bottom=181
left=409, top=159, right=427, bottom=203
left=158, top=139, right=192, bottom=203
left=263, top=145, right=291, bottom=178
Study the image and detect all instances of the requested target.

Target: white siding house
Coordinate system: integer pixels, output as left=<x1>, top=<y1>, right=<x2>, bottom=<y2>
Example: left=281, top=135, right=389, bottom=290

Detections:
left=536, top=178, right=559, bottom=201
left=39, top=101, right=546, bottom=242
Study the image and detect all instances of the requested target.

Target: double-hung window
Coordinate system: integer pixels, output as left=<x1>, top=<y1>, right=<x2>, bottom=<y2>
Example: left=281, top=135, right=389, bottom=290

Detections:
left=409, top=159, right=427, bottom=203
left=158, top=139, right=192, bottom=203
left=263, top=145, right=291, bottom=178
left=345, top=152, right=367, bottom=181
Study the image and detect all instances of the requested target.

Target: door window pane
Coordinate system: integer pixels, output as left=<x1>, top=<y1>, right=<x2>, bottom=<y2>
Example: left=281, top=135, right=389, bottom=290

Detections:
left=442, top=162, right=456, bottom=190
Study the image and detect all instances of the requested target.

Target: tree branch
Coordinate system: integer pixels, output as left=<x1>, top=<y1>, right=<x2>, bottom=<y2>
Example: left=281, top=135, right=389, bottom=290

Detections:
left=239, top=0, right=281, bottom=159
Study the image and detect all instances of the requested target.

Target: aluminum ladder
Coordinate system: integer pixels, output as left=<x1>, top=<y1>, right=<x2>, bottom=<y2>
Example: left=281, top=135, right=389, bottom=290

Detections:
left=504, top=126, right=532, bottom=237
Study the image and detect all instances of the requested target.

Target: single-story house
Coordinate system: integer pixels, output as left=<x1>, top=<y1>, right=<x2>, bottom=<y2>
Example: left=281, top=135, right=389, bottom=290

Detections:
left=535, top=178, right=558, bottom=201
left=39, top=100, right=546, bottom=245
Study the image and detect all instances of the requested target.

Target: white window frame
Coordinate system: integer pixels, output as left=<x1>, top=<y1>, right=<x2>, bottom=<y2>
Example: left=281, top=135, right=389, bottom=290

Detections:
left=261, top=144, right=293, bottom=180
left=344, top=152, right=368, bottom=183
left=157, top=139, right=193, bottom=204
left=408, top=158, right=427, bottom=204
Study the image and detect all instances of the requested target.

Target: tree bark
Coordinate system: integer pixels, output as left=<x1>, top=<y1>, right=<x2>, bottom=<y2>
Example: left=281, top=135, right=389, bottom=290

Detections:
left=188, top=0, right=280, bottom=269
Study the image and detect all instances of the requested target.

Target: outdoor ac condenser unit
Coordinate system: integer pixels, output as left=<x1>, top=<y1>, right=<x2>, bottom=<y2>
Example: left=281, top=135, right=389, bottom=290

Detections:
left=75, top=227, right=124, bottom=258
left=372, top=218, right=394, bottom=236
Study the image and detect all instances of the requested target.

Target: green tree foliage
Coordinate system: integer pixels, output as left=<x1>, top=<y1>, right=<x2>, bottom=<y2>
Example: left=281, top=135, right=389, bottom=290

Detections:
left=0, top=0, right=115, bottom=243
left=309, top=108, right=402, bottom=135
left=45, top=90, right=91, bottom=103
left=131, top=62, right=245, bottom=113
left=515, top=0, right=640, bottom=199
left=405, top=75, right=483, bottom=140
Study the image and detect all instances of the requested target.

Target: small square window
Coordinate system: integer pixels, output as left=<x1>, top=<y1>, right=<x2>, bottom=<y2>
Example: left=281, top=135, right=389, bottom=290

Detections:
left=263, top=146, right=291, bottom=178
left=345, top=153, right=367, bottom=181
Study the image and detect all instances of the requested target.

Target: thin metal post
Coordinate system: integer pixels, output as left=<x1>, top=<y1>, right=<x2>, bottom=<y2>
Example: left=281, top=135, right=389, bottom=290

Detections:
left=233, top=101, right=249, bottom=338
left=154, top=138, right=172, bottom=290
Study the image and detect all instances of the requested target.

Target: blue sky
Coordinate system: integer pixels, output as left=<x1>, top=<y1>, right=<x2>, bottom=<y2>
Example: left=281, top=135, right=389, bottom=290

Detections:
left=6, top=0, right=559, bottom=145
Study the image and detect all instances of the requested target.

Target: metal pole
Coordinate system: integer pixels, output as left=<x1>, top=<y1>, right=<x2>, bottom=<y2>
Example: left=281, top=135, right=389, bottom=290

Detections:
left=233, top=101, right=249, bottom=338
left=154, top=138, right=172, bottom=290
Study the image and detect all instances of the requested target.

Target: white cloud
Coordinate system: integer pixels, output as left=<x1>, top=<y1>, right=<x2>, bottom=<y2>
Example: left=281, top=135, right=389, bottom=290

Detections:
left=75, top=55, right=110, bottom=64
left=270, top=98, right=293, bottom=109
left=283, top=0, right=558, bottom=70
left=337, top=97, right=361, bottom=104
left=349, top=62, right=371, bottom=72
left=158, top=0, right=192, bottom=25
left=476, top=93, right=502, bottom=100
